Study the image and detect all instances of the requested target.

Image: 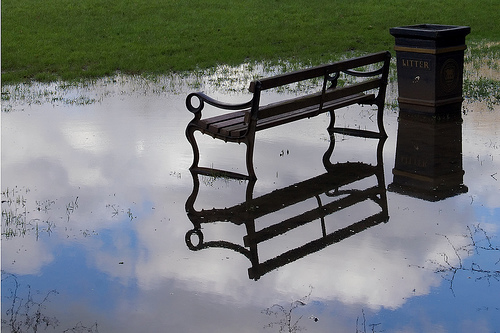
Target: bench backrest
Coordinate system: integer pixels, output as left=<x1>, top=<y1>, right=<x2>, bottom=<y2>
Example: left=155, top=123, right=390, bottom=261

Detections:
left=247, top=51, right=391, bottom=121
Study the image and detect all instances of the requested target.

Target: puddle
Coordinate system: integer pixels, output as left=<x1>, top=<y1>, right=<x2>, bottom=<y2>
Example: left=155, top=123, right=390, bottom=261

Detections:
left=2, top=58, right=500, bottom=332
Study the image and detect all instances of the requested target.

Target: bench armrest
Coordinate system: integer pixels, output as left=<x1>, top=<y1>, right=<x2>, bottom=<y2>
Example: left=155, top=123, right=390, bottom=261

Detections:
left=186, top=92, right=253, bottom=114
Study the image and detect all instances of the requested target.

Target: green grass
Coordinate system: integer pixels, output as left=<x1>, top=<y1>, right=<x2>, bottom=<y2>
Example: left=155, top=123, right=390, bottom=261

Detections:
left=2, top=0, right=499, bottom=83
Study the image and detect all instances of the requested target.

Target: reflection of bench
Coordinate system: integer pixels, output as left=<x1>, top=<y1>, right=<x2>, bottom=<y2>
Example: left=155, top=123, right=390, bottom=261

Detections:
left=185, top=51, right=391, bottom=180
left=185, top=138, right=388, bottom=280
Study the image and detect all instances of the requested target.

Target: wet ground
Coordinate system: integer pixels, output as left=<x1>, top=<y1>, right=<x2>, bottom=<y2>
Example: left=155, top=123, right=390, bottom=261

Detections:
left=1, top=65, right=500, bottom=332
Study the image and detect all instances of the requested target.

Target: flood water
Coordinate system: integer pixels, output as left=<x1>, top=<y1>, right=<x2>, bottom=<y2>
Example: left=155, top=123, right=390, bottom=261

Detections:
left=2, top=66, right=500, bottom=332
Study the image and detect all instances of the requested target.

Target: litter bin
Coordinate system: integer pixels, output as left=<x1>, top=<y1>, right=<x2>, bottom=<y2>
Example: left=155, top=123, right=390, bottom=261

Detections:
left=390, top=24, right=470, bottom=114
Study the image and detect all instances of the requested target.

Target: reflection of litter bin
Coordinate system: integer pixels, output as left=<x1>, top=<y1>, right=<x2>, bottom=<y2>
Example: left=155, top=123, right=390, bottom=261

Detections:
left=388, top=107, right=468, bottom=201
left=390, top=24, right=470, bottom=114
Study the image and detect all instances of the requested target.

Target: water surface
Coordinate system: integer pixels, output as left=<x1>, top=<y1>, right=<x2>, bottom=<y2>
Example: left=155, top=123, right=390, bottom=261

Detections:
left=2, top=72, right=499, bottom=332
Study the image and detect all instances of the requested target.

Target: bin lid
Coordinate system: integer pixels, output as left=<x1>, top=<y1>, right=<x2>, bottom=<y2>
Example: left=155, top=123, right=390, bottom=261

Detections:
left=390, top=24, right=471, bottom=39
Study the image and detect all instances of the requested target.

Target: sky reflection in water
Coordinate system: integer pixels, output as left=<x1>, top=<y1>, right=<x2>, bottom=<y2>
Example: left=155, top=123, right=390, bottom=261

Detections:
left=1, top=75, right=500, bottom=332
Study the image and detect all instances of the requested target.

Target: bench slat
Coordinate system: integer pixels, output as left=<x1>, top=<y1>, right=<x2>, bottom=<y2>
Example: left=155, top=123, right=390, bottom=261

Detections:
left=322, top=78, right=381, bottom=103
left=256, top=93, right=375, bottom=131
left=200, top=110, right=246, bottom=129
left=193, top=111, right=246, bottom=138
left=256, top=78, right=380, bottom=120
left=222, top=122, right=248, bottom=137
left=251, top=51, right=389, bottom=92
left=220, top=120, right=248, bottom=137
left=206, top=117, right=245, bottom=135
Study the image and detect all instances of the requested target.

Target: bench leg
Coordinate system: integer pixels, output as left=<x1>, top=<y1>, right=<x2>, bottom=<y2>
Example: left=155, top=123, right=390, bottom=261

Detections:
left=322, top=133, right=337, bottom=171
left=245, top=137, right=257, bottom=180
left=185, top=170, right=200, bottom=216
left=186, top=124, right=256, bottom=180
left=322, top=111, right=336, bottom=170
left=377, top=103, right=388, bottom=138
left=326, top=109, right=336, bottom=134
left=185, top=125, right=200, bottom=170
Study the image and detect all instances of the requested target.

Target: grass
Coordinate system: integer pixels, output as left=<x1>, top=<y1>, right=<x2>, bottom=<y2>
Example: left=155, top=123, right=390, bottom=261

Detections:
left=2, top=0, right=500, bottom=83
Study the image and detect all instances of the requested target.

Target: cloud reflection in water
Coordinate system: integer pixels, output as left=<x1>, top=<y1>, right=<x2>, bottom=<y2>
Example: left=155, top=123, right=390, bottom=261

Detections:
left=2, top=77, right=499, bottom=331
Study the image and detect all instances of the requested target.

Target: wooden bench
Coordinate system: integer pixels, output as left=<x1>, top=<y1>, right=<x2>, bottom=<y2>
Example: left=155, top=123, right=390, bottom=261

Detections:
left=186, top=51, right=391, bottom=180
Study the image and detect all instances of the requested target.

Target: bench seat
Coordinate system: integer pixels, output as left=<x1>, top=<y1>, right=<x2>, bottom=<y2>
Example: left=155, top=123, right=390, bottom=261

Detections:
left=193, top=92, right=375, bottom=138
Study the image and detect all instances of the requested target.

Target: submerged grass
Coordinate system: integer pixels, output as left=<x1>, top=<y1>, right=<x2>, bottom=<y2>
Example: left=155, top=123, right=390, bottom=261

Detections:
left=2, top=0, right=499, bottom=83
left=1, top=41, right=498, bottom=112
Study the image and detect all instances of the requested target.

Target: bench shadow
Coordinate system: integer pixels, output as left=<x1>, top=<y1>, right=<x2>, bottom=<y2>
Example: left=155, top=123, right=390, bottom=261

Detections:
left=184, top=137, right=389, bottom=280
